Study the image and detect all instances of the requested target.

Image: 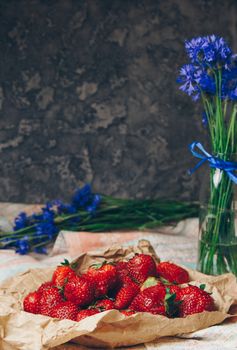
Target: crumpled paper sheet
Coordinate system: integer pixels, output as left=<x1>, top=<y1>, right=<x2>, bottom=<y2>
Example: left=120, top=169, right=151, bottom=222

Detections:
left=0, top=240, right=237, bottom=350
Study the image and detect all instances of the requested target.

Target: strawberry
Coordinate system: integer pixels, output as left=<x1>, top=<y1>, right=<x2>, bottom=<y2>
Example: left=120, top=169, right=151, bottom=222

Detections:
left=141, top=277, right=182, bottom=303
left=179, top=285, right=215, bottom=317
left=37, top=281, right=54, bottom=294
left=127, top=254, right=157, bottom=284
left=23, top=291, right=41, bottom=314
left=86, top=262, right=118, bottom=298
left=52, top=259, right=76, bottom=288
left=95, top=299, right=115, bottom=311
left=156, top=262, right=189, bottom=284
left=120, top=309, right=136, bottom=316
left=51, top=301, right=78, bottom=321
left=64, top=275, right=95, bottom=307
left=39, top=286, right=63, bottom=316
left=101, top=263, right=118, bottom=287
left=167, top=285, right=182, bottom=301
left=148, top=305, right=166, bottom=316
left=116, top=261, right=130, bottom=284
left=116, top=261, right=128, bottom=272
left=76, top=309, right=100, bottom=322
left=114, top=277, right=140, bottom=309
left=129, top=284, right=166, bottom=314
left=130, top=283, right=180, bottom=317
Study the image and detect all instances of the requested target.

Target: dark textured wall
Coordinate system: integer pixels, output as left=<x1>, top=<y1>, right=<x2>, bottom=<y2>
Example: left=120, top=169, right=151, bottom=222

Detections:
left=0, top=0, right=236, bottom=203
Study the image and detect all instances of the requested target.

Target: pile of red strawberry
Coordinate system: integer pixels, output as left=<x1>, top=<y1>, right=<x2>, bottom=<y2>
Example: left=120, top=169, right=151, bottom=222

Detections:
left=23, top=254, right=215, bottom=322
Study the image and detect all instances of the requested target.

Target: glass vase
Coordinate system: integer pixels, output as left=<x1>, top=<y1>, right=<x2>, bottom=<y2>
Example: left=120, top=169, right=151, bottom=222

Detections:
left=198, top=155, right=237, bottom=276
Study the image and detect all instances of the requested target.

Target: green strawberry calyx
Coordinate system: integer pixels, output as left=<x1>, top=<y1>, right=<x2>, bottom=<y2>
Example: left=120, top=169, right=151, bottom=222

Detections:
left=90, top=261, right=115, bottom=269
left=164, top=287, right=182, bottom=318
left=199, top=284, right=206, bottom=290
left=58, top=258, right=78, bottom=270
left=141, top=277, right=158, bottom=290
left=59, top=258, right=70, bottom=266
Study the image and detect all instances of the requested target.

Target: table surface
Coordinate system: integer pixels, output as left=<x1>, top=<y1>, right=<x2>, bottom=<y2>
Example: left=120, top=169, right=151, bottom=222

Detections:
left=0, top=202, right=236, bottom=350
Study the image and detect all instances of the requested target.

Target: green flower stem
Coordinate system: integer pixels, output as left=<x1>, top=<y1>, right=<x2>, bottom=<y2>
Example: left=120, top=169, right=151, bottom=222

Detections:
left=1, top=198, right=199, bottom=253
left=0, top=225, right=35, bottom=236
left=199, top=82, right=237, bottom=275
left=0, top=234, right=52, bottom=248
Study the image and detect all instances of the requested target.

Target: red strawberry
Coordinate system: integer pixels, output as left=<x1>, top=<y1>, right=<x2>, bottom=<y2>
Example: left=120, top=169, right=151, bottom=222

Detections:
left=76, top=309, right=100, bottom=322
left=64, top=275, right=95, bottom=307
left=52, top=260, right=76, bottom=288
left=39, top=286, right=63, bottom=316
left=114, top=277, right=140, bottom=309
left=51, top=301, right=78, bottom=321
left=120, top=309, right=136, bottom=316
left=101, top=263, right=117, bottom=287
left=167, top=285, right=182, bottom=301
left=130, top=284, right=166, bottom=314
left=23, top=291, right=41, bottom=314
left=95, top=299, right=115, bottom=311
left=141, top=278, right=182, bottom=304
left=116, top=261, right=130, bottom=284
left=157, top=262, right=189, bottom=284
left=179, top=285, right=215, bottom=317
left=116, top=261, right=128, bottom=272
left=149, top=305, right=166, bottom=316
left=86, top=263, right=118, bottom=298
left=127, top=254, right=157, bottom=284
left=37, top=281, right=54, bottom=294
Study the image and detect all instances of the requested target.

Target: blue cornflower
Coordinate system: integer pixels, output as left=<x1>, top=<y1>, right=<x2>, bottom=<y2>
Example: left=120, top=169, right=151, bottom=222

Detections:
left=9, top=185, right=101, bottom=255
left=185, top=35, right=232, bottom=67
left=71, top=184, right=92, bottom=209
left=221, top=67, right=237, bottom=100
left=177, top=64, right=201, bottom=100
left=44, top=201, right=53, bottom=210
left=42, top=207, right=55, bottom=222
left=209, top=35, right=232, bottom=65
left=93, top=194, right=101, bottom=206
left=203, top=45, right=216, bottom=63
left=35, top=222, right=59, bottom=241
left=199, top=73, right=216, bottom=95
left=228, top=87, right=237, bottom=100
left=32, top=212, right=43, bottom=221
left=232, top=54, right=237, bottom=67
left=14, top=212, right=30, bottom=230
left=31, top=204, right=55, bottom=223
left=15, top=237, right=30, bottom=255
left=53, top=200, right=77, bottom=215
left=185, top=37, right=208, bottom=63
left=60, top=204, right=77, bottom=214
left=177, top=36, right=236, bottom=99
left=86, top=194, right=102, bottom=214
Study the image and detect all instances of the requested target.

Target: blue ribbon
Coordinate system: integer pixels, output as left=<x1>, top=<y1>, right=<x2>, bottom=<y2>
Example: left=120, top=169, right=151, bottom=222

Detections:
left=189, top=142, right=237, bottom=184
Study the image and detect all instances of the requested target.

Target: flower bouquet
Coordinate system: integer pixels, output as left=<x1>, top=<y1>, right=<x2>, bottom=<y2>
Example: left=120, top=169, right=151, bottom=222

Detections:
left=0, top=184, right=198, bottom=254
left=178, top=35, right=237, bottom=275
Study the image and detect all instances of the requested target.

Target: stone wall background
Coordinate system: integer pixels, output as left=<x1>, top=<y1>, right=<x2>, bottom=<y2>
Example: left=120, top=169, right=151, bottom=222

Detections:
left=0, top=0, right=236, bottom=203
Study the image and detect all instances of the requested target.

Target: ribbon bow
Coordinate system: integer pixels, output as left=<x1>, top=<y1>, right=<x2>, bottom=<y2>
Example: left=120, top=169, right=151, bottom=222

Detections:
left=189, top=142, right=237, bottom=184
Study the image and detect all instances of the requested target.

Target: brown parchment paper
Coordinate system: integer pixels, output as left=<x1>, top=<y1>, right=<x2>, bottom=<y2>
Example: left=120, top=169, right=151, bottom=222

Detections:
left=0, top=240, right=237, bottom=350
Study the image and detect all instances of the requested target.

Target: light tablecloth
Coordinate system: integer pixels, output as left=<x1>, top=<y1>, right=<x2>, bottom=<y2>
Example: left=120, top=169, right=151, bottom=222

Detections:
left=0, top=203, right=236, bottom=350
